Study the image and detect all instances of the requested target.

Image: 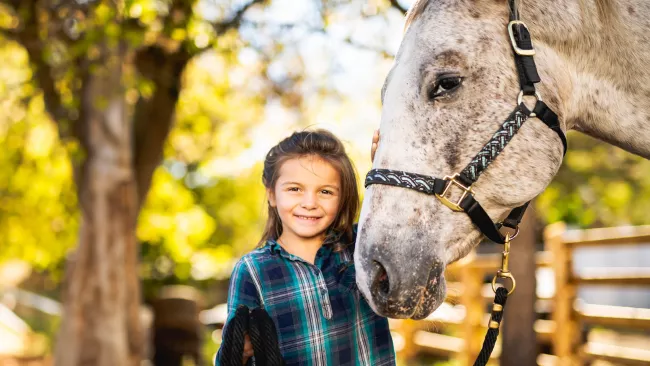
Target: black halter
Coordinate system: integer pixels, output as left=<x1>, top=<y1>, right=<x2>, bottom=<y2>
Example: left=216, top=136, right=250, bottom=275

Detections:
left=365, top=1, right=567, bottom=245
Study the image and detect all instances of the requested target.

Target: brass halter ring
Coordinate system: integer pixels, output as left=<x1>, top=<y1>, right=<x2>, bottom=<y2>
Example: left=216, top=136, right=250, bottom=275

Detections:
left=492, top=272, right=516, bottom=296
left=517, top=90, right=543, bottom=113
left=499, top=225, right=520, bottom=240
left=517, top=91, right=543, bottom=117
left=517, top=90, right=543, bottom=106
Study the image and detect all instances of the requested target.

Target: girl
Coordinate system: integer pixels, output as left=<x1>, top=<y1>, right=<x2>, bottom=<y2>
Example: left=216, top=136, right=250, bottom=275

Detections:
left=216, top=129, right=394, bottom=366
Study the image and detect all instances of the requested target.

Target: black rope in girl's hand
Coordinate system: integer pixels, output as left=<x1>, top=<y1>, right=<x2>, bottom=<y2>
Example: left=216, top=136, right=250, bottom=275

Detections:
left=218, top=305, right=285, bottom=366
left=249, top=307, right=285, bottom=366
left=218, top=305, right=250, bottom=366
left=473, top=287, right=509, bottom=366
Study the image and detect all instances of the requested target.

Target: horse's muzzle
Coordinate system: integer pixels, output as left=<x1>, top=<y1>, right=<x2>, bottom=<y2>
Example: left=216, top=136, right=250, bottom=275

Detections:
left=365, top=253, right=446, bottom=319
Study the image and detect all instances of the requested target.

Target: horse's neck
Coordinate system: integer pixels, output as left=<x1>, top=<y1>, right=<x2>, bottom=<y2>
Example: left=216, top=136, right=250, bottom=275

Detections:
left=522, top=0, right=650, bottom=159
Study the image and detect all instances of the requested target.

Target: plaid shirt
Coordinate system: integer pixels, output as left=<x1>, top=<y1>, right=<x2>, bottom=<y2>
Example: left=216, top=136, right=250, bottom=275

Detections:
left=215, top=239, right=395, bottom=366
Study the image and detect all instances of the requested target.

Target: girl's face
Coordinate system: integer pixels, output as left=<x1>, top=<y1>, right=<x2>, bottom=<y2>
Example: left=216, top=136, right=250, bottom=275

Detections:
left=268, top=155, right=341, bottom=243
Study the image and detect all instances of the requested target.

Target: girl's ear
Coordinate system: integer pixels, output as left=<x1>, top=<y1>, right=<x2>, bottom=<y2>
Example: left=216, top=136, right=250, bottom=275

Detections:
left=267, top=188, right=277, bottom=207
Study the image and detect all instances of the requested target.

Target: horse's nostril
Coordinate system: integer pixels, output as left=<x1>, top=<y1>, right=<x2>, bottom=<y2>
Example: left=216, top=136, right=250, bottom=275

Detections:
left=372, top=261, right=390, bottom=297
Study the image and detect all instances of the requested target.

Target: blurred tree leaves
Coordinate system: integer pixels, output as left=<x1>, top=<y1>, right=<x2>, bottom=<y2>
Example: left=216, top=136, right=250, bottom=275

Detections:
left=537, top=133, right=650, bottom=227
left=0, top=39, right=78, bottom=270
left=0, top=24, right=268, bottom=287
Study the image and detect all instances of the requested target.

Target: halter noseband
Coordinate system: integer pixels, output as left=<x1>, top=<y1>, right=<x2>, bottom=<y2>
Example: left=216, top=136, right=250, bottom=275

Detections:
left=364, top=0, right=567, bottom=244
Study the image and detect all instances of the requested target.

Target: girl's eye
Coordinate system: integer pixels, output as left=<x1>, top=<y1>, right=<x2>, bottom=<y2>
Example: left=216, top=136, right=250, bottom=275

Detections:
left=321, top=190, right=332, bottom=195
left=287, top=187, right=300, bottom=192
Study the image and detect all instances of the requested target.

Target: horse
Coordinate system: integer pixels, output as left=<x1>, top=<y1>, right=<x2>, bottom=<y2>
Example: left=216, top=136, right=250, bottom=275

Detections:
left=354, top=0, right=650, bottom=320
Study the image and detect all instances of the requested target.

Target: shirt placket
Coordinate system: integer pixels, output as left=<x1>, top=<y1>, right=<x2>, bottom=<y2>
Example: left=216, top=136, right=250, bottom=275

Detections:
left=274, top=242, right=334, bottom=320
left=311, top=267, right=333, bottom=320
left=313, top=249, right=334, bottom=320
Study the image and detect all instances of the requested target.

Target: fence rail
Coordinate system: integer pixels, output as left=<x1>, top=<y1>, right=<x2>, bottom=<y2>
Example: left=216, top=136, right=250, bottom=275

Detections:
left=390, top=222, right=650, bottom=365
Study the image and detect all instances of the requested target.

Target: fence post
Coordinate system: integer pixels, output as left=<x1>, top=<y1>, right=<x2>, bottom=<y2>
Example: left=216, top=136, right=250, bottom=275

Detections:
left=398, top=319, right=419, bottom=362
left=544, top=222, right=578, bottom=365
left=501, top=208, right=538, bottom=366
left=460, top=254, right=485, bottom=365
left=152, top=285, right=203, bottom=366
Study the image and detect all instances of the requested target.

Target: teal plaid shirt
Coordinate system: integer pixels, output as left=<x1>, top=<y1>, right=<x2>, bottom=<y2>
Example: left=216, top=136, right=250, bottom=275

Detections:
left=215, top=239, right=395, bottom=366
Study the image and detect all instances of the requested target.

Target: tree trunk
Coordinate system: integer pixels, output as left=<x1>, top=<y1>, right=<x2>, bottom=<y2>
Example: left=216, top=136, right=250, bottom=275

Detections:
left=6, top=2, right=246, bottom=365
left=54, top=43, right=142, bottom=366
left=500, top=207, right=538, bottom=366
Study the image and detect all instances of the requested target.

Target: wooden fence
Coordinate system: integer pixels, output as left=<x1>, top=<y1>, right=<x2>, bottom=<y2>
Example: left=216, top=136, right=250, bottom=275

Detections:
left=0, top=356, right=52, bottom=366
left=390, top=222, right=650, bottom=365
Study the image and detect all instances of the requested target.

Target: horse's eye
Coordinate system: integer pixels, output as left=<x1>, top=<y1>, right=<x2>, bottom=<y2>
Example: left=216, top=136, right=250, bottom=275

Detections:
left=439, top=77, right=462, bottom=91
left=429, top=76, right=463, bottom=100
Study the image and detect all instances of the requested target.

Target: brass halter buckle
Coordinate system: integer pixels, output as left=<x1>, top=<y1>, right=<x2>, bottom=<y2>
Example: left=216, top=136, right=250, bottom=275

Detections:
left=508, top=20, right=536, bottom=56
left=492, top=233, right=517, bottom=295
left=435, top=173, right=473, bottom=212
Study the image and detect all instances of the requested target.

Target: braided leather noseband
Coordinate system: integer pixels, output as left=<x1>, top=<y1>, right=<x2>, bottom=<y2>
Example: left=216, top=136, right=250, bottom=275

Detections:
left=365, top=101, right=566, bottom=244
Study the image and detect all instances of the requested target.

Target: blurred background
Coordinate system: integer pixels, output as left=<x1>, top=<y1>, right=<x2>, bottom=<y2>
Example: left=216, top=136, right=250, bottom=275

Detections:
left=0, top=0, right=649, bottom=365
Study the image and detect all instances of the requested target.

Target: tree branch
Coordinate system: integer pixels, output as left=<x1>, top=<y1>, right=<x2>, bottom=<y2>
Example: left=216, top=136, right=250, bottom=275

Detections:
left=240, top=20, right=395, bottom=59
left=6, top=0, right=76, bottom=138
left=133, top=46, right=191, bottom=207
left=213, top=0, right=266, bottom=35
left=0, top=0, right=21, bottom=12
left=389, top=0, right=408, bottom=15
left=132, top=0, right=268, bottom=204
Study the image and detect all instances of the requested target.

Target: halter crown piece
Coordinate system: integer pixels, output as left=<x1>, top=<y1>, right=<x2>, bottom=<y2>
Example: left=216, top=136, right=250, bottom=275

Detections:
left=364, top=3, right=568, bottom=364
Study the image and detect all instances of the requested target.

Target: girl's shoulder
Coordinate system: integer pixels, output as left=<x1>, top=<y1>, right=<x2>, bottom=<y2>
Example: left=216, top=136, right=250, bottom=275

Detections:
left=231, top=245, right=275, bottom=273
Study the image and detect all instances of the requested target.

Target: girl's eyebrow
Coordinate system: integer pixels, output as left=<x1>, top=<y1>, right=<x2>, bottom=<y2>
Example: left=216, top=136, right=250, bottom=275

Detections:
left=321, top=184, right=340, bottom=191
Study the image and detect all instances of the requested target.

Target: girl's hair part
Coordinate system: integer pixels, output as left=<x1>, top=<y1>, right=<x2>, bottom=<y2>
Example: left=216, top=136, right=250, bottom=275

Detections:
left=259, top=129, right=359, bottom=251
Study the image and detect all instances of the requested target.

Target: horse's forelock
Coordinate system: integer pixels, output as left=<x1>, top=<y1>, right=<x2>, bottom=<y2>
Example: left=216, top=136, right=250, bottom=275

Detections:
left=405, top=0, right=525, bottom=31
left=404, top=0, right=430, bottom=30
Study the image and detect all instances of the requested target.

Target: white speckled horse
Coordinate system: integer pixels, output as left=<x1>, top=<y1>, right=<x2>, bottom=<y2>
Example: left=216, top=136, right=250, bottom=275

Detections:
left=355, top=0, right=650, bottom=319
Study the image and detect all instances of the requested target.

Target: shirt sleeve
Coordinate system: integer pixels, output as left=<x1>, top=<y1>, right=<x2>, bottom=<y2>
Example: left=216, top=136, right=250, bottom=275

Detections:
left=215, top=258, right=261, bottom=365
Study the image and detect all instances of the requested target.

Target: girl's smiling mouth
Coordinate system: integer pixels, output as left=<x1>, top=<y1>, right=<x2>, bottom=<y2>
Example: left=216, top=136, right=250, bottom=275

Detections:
left=294, top=215, right=322, bottom=221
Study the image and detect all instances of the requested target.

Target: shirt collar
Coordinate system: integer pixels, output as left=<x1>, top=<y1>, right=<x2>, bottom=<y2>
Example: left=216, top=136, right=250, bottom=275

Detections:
left=265, top=239, right=333, bottom=264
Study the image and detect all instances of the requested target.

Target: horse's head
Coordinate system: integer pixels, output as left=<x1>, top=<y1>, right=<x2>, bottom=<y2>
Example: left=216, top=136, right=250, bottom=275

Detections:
left=355, top=0, right=567, bottom=319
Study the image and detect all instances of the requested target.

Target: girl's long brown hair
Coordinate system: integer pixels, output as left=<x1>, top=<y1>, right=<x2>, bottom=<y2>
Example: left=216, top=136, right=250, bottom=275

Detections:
left=259, top=129, right=359, bottom=251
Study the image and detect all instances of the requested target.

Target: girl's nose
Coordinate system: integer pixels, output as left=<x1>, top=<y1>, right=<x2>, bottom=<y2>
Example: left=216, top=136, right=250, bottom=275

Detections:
left=301, top=192, right=318, bottom=209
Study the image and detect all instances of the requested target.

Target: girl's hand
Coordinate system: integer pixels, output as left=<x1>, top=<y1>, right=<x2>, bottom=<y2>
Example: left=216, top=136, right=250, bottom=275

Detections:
left=242, top=334, right=253, bottom=364
left=371, top=129, right=380, bottom=163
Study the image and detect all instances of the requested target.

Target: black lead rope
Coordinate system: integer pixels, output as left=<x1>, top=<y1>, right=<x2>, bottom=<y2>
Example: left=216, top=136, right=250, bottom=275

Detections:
left=474, top=287, right=509, bottom=366
left=219, top=305, right=285, bottom=366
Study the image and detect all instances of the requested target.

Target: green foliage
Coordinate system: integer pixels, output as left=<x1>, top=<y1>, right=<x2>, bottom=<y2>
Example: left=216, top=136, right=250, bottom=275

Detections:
left=136, top=45, right=269, bottom=300
left=0, top=40, right=79, bottom=271
left=138, top=162, right=266, bottom=301
left=0, top=22, right=269, bottom=284
left=537, top=133, right=650, bottom=227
